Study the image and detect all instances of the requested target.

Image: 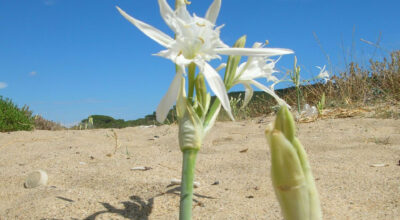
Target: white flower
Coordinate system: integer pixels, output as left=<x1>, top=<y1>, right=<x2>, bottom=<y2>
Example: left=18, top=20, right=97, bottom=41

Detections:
left=232, top=43, right=288, bottom=107
left=316, top=65, right=329, bottom=83
left=117, top=0, right=293, bottom=122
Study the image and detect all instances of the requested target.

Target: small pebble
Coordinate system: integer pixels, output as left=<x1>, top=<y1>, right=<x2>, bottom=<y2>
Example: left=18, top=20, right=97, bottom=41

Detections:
left=370, top=163, right=388, bottom=167
left=170, top=178, right=200, bottom=188
left=24, top=170, right=48, bottom=188
left=131, top=166, right=152, bottom=171
left=211, top=181, right=220, bottom=185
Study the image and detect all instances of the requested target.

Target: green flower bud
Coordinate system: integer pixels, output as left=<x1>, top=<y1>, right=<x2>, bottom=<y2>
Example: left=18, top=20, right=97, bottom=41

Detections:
left=195, top=74, right=210, bottom=116
left=176, top=77, right=203, bottom=152
left=224, top=35, right=247, bottom=88
left=265, top=106, right=322, bottom=220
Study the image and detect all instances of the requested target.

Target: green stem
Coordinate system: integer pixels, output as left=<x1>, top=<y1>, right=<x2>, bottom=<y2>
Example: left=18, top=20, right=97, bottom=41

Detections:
left=179, top=149, right=198, bottom=220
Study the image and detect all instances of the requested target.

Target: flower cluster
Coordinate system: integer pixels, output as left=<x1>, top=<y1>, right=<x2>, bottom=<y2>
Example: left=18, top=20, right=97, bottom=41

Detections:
left=117, top=0, right=293, bottom=123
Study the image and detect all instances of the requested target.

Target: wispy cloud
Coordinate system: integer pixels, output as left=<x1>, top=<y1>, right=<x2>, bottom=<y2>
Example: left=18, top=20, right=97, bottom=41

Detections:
left=0, top=82, right=8, bottom=89
left=43, top=0, right=56, bottom=6
left=29, top=71, right=37, bottom=76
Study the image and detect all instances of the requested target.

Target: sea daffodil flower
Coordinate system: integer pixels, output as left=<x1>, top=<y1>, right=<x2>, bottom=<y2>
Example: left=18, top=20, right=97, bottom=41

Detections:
left=116, top=0, right=293, bottom=122
left=231, top=42, right=288, bottom=107
left=316, top=65, right=329, bottom=83
left=265, top=106, right=322, bottom=220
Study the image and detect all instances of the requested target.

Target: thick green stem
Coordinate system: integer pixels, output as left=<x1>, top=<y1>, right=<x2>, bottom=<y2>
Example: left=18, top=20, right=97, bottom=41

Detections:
left=179, top=149, right=198, bottom=220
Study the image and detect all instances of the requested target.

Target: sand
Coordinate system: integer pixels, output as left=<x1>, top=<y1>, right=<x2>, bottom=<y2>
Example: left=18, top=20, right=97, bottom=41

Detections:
left=0, top=116, right=399, bottom=219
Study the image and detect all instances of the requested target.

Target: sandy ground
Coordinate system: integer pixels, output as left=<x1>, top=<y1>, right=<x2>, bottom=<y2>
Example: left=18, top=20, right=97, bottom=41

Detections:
left=0, top=116, right=399, bottom=219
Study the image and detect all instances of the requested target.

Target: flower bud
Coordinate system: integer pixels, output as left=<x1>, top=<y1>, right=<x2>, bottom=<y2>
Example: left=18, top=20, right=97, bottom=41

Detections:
left=176, top=77, right=203, bottom=151
left=265, top=106, right=322, bottom=220
left=224, top=35, right=247, bottom=88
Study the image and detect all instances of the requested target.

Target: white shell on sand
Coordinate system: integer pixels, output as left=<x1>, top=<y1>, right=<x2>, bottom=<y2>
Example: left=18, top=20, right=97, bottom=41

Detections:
left=170, top=178, right=200, bottom=188
left=24, top=170, right=48, bottom=188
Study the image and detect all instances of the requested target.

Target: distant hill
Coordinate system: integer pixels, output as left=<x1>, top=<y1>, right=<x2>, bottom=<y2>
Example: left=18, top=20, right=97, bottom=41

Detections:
left=76, top=88, right=298, bottom=129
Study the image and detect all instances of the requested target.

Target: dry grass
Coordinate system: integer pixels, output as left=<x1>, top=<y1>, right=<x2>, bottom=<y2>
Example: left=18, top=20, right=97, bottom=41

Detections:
left=33, top=115, right=65, bottom=130
left=224, top=50, right=400, bottom=121
left=305, top=50, right=400, bottom=107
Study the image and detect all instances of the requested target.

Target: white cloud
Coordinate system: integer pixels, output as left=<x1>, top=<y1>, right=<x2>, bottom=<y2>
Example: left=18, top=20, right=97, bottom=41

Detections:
left=29, top=71, right=37, bottom=76
left=0, top=82, right=8, bottom=89
left=43, top=0, right=56, bottom=6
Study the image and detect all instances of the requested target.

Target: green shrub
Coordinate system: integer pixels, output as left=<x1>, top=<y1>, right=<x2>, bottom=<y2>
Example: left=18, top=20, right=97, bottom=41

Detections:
left=0, top=96, right=34, bottom=132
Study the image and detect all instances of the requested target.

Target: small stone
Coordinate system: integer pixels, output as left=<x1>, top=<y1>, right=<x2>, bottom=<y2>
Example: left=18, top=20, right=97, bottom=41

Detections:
left=211, top=181, right=219, bottom=185
left=24, top=170, right=48, bottom=188
left=239, top=148, right=248, bottom=153
left=131, top=166, right=152, bottom=171
left=170, top=178, right=200, bottom=188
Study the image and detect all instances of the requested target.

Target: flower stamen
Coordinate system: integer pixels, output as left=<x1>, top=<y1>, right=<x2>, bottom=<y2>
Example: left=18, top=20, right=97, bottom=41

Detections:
left=198, top=37, right=205, bottom=44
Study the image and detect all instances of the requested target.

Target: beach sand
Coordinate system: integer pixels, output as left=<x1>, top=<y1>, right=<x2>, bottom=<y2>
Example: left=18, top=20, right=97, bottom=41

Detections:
left=0, top=116, right=399, bottom=219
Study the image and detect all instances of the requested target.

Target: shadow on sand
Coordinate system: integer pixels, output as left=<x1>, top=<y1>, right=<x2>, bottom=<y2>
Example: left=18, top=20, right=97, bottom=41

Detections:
left=84, top=186, right=216, bottom=219
left=84, top=195, right=153, bottom=220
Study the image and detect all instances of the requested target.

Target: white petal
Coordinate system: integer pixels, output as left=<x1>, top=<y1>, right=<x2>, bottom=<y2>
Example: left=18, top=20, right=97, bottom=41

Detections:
left=205, top=0, right=221, bottom=24
left=215, top=47, right=294, bottom=57
left=203, top=105, right=221, bottom=134
left=250, top=80, right=289, bottom=107
left=196, top=60, right=233, bottom=120
left=176, top=76, right=187, bottom=119
left=242, top=82, right=254, bottom=108
left=157, top=0, right=178, bottom=32
left=156, top=73, right=182, bottom=122
left=175, top=1, right=191, bottom=21
left=316, top=65, right=325, bottom=71
left=215, top=62, right=226, bottom=71
left=116, top=6, right=173, bottom=48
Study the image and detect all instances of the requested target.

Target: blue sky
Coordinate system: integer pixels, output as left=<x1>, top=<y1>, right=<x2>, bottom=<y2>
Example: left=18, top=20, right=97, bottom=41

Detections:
left=0, top=0, right=399, bottom=126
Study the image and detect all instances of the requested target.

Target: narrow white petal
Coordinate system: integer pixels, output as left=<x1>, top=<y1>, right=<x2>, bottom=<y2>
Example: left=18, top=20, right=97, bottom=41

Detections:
left=242, top=83, right=254, bottom=108
left=176, top=2, right=191, bottom=21
left=250, top=80, right=289, bottom=107
left=205, top=0, right=221, bottom=24
left=176, top=76, right=187, bottom=119
left=116, top=6, right=173, bottom=48
left=215, top=63, right=226, bottom=71
left=156, top=74, right=182, bottom=122
left=215, top=47, right=294, bottom=57
left=204, top=105, right=221, bottom=134
left=196, top=60, right=233, bottom=120
left=157, top=0, right=177, bottom=31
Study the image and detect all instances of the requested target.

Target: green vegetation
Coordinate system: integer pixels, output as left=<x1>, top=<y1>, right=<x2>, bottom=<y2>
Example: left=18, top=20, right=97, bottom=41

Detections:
left=75, top=113, right=161, bottom=129
left=0, top=96, right=34, bottom=132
